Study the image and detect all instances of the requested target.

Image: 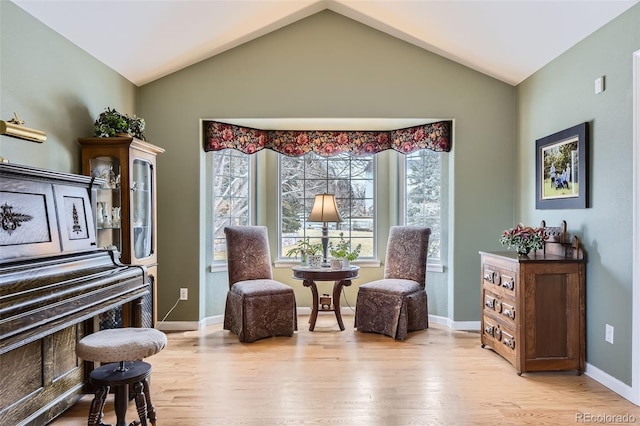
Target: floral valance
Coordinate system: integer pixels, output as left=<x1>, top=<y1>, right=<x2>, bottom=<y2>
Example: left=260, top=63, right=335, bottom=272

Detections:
left=203, top=120, right=451, bottom=157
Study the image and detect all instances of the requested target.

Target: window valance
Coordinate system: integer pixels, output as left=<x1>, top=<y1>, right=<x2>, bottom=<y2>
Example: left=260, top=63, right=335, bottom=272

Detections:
left=203, top=120, right=451, bottom=157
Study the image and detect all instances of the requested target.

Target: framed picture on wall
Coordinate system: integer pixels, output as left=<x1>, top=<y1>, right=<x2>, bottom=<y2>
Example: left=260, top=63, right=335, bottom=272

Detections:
left=535, top=122, right=588, bottom=209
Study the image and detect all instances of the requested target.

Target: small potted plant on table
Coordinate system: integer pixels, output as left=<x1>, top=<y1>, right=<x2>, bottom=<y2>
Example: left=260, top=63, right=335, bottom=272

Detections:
left=286, top=238, right=322, bottom=267
left=329, top=233, right=362, bottom=269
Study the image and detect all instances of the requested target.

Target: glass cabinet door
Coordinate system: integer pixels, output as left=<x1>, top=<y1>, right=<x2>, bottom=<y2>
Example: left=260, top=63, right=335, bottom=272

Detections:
left=90, top=157, right=121, bottom=252
left=132, top=158, right=153, bottom=259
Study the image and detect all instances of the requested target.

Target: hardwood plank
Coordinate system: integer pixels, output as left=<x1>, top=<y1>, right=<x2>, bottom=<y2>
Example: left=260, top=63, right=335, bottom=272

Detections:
left=51, top=315, right=640, bottom=425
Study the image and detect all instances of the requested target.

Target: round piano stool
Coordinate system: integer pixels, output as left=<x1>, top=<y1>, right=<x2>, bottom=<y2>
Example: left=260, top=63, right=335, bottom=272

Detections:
left=76, top=328, right=167, bottom=426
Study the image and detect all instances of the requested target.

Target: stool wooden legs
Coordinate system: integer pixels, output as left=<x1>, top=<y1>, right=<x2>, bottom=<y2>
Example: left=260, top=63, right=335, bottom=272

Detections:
left=142, top=378, right=157, bottom=425
left=88, top=386, right=109, bottom=426
left=88, top=381, right=152, bottom=426
left=133, top=381, right=148, bottom=426
left=87, top=361, right=155, bottom=426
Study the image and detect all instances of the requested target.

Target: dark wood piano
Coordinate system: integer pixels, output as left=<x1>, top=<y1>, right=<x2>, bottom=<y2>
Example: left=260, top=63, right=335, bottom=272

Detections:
left=0, top=163, right=148, bottom=425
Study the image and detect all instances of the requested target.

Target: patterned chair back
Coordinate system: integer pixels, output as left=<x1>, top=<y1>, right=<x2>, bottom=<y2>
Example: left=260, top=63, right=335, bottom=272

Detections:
left=224, top=226, right=273, bottom=287
left=383, top=226, right=431, bottom=286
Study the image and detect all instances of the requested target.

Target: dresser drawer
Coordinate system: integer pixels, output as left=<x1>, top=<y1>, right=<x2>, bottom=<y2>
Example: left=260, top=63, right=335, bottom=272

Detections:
left=483, top=265, right=518, bottom=298
left=483, top=288, right=516, bottom=330
left=481, top=316, right=516, bottom=362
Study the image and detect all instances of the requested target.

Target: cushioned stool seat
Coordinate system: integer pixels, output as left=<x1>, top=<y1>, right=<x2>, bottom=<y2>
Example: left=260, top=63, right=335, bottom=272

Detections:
left=76, top=328, right=167, bottom=426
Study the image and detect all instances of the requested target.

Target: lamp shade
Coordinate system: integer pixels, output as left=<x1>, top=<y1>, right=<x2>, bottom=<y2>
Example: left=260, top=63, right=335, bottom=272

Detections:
left=308, top=193, right=342, bottom=223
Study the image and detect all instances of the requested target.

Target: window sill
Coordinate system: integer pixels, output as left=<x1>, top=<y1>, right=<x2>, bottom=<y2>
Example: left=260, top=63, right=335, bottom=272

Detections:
left=427, top=261, right=444, bottom=273
left=212, top=260, right=443, bottom=273
left=274, top=259, right=382, bottom=268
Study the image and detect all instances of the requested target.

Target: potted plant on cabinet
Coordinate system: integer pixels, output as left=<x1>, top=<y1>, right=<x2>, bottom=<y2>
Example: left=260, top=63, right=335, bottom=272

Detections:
left=93, top=107, right=146, bottom=140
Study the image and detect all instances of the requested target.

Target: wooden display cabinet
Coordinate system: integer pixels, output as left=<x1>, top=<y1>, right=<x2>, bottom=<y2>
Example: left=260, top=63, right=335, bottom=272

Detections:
left=78, top=136, right=164, bottom=327
left=479, top=221, right=586, bottom=375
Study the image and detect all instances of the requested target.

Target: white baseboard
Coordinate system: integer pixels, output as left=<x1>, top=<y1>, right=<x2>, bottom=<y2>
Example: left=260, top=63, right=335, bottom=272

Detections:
left=203, top=314, right=224, bottom=326
left=585, top=362, right=634, bottom=402
left=428, top=314, right=480, bottom=331
left=156, top=320, right=202, bottom=331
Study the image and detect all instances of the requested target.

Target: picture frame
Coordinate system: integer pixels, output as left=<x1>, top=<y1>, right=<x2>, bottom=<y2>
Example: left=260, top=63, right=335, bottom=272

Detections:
left=0, top=179, right=61, bottom=261
left=53, top=184, right=97, bottom=252
left=535, top=122, right=588, bottom=209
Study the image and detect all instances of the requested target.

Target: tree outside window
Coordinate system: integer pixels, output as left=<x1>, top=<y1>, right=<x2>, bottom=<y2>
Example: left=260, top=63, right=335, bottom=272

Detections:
left=212, top=149, right=251, bottom=261
left=405, top=150, right=441, bottom=261
left=279, top=152, right=375, bottom=260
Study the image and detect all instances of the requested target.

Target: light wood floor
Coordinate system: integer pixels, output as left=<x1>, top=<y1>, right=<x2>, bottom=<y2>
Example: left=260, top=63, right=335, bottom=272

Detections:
left=52, top=314, right=640, bottom=425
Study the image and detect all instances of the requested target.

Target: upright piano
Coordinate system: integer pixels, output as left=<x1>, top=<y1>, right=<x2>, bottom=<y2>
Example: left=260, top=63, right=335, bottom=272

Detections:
left=0, top=163, right=148, bottom=425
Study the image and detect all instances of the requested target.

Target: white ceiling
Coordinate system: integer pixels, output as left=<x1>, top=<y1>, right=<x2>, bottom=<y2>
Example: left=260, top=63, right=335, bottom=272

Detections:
left=12, top=0, right=640, bottom=87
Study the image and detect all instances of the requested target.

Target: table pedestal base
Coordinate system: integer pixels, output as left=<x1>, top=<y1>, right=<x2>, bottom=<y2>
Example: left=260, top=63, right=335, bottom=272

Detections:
left=303, top=279, right=352, bottom=331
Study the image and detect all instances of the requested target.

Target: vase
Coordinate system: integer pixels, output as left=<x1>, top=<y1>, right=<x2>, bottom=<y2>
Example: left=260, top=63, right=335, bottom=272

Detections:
left=517, top=247, right=531, bottom=255
left=96, top=202, right=104, bottom=227
left=330, top=259, right=343, bottom=270
left=309, top=254, right=322, bottom=268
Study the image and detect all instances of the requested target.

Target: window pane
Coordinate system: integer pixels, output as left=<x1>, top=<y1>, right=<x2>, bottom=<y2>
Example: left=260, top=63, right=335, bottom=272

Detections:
left=405, top=150, right=441, bottom=260
left=213, top=149, right=251, bottom=261
left=279, top=152, right=375, bottom=259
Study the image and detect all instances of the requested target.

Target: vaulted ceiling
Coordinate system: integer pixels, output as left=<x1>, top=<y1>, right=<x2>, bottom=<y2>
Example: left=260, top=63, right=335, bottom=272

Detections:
left=12, top=0, right=639, bottom=87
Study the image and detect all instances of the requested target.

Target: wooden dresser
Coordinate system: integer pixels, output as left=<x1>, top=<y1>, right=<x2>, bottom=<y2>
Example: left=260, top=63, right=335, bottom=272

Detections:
left=479, top=221, right=586, bottom=375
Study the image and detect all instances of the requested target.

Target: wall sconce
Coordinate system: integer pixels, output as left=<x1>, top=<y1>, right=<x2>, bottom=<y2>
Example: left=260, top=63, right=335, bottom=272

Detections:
left=0, top=113, right=46, bottom=143
left=307, top=193, right=342, bottom=266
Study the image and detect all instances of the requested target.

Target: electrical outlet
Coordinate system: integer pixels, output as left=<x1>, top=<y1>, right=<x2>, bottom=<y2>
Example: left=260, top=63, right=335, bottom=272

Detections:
left=595, top=76, right=605, bottom=94
left=179, top=288, right=188, bottom=301
left=605, top=324, right=614, bottom=344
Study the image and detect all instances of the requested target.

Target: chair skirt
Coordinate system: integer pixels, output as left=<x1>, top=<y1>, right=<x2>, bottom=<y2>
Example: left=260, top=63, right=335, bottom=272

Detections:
left=224, top=280, right=297, bottom=343
left=354, top=280, right=428, bottom=340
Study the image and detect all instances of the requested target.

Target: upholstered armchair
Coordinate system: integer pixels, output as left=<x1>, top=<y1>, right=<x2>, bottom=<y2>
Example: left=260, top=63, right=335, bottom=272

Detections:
left=354, top=226, right=431, bottom=340
left=224, top=226, right=297, bottom=342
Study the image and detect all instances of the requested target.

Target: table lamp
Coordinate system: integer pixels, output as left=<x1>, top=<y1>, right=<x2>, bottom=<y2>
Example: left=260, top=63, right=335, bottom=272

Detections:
left=307, top=193, right=342, bottom=266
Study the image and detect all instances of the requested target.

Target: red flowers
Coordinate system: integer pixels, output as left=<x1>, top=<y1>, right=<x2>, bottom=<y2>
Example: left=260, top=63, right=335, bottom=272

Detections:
left=500, top=224, right=548, bottom=253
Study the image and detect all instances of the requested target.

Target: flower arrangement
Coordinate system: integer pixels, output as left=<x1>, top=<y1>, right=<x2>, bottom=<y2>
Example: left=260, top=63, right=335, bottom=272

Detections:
left=94, top=107, right=146, bottom=140
left=500, top=224, right=548, bottom=255
left=329, top=233, right=362, bottom=261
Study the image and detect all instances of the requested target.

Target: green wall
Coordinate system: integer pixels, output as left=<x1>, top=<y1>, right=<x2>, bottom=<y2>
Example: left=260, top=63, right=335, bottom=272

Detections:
left=137, top=10, right=515, bottom=325
left=516, top=4, right=640, bottom=384
left=4, top=0, right=640, bottom=392
left=0, top=2, right=137, bottom=171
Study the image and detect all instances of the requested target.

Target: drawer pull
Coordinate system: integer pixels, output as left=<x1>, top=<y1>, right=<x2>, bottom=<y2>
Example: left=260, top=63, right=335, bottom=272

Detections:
left=502, top=279, right=514, bottom=290
left=503, top=308, right=515, bottom=319
left=484, top=325, right=494, bottom=336
left=485, top=298, right=495, bottom=309
left=503, top=337, right=516, bottom=349
left=484, top=271, right=495, bottom=284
